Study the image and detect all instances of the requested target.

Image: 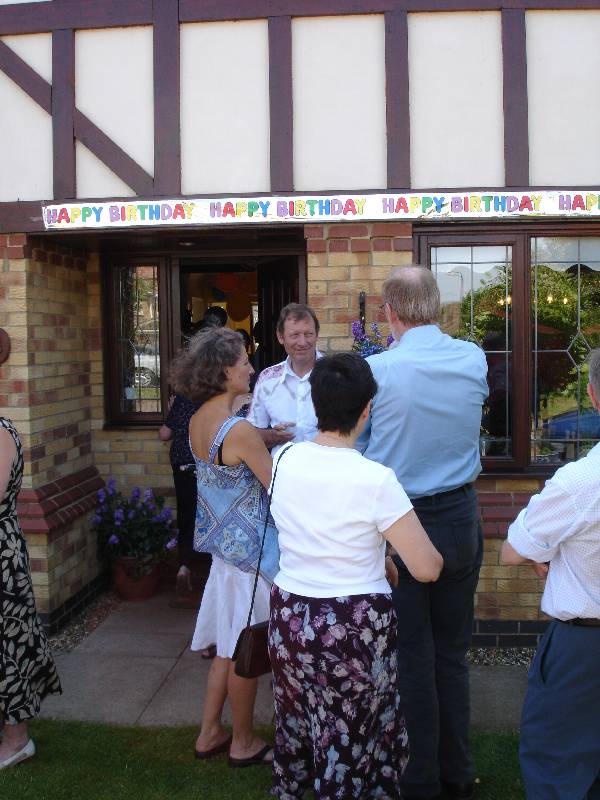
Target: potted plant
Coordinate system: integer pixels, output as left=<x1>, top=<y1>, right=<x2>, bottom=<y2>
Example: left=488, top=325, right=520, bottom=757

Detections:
left=92, top=479, right=177, bottom=600
left=351, top=320, right=394, bottom=357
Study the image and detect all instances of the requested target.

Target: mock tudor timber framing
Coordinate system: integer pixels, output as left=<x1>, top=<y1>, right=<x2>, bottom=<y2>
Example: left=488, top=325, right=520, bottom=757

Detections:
left=0, top=0, right=598, bottom=233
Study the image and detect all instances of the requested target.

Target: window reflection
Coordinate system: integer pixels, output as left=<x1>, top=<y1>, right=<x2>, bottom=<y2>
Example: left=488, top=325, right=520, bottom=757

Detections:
left=115, top=265, right=161, bottom=414
left=432, top=246, right=512, bottom=457
left=531, top=238, right=600, bottom=464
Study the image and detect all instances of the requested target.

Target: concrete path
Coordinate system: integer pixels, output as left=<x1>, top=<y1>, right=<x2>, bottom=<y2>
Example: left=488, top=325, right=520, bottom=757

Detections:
left=40, top=590, right=527, bottom=730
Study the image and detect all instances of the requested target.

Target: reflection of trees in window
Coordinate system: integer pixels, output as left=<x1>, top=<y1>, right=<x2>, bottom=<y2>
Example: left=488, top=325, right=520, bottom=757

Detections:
left=433, top=247, right=512, bottom=456
left=115, top=265, right=160, bottom=414
left=531, top=246, right=600, bottom=462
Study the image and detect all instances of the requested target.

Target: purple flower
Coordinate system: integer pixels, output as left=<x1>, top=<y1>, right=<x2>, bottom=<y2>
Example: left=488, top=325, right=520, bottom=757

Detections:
left=114, top=508, right=125, bottom=526
left=97, top=488, right=106, bottom=504
left=386, top=334, right=394, bottom=347
left=107, top=477, right=117, bottom=496
left=165, top=537, right=178, bottom=551
left=108, top=534, right=119, bottom=546
left=143, top=488, right=154, bottom=502
left=127, top=510, right=136, bottom=520
left=351, top=320, right=365, bottom=340
left=131, top=486, right=141, bottom=502
left=92, top=513, right=102, bottom=526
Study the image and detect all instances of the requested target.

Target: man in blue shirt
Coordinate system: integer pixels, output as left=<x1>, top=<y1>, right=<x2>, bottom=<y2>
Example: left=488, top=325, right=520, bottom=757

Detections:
left=358, top=266, right=488, bottom=800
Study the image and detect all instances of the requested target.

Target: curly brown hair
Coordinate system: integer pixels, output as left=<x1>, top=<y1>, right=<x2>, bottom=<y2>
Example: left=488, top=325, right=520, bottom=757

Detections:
left=170, top=327, right=244, bottom=402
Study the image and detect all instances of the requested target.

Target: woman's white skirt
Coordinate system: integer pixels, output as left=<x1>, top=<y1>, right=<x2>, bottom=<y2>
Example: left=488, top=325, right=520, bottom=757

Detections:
left=191, top=556, right=271, bottom=659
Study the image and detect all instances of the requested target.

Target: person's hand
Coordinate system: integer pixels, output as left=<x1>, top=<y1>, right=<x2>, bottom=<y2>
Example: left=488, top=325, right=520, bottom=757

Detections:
left=385, top=556, right=399, bottom=588
left=263, top=423, right=295, bottom=448
left=530, top=561, right=549, bottom=579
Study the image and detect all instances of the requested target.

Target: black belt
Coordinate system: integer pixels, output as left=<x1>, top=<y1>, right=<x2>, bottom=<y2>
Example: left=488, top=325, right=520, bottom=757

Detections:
left=561, top=618, right=600, bottom=628
left=411, top=482, right=474, bottom=504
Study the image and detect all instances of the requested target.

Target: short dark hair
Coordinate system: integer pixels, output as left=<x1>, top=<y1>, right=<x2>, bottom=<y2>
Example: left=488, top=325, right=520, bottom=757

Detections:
left=309, top=353, right=377, bottom=435
left=170, top=327, right=244, bottom=402
left=277, top=303, right=320, bottom=336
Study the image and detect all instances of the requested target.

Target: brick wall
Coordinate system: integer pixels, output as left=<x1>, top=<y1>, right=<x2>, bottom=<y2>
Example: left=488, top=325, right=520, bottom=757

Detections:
left=305, top=222, right=413, bottom=352
left=304, top=221, right=548, bottom=642
left=0, top=234, right=104, bottom=626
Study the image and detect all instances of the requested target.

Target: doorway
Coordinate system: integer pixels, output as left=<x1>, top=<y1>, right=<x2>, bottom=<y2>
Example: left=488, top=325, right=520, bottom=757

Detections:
left=178, top=255, right=303, bottom=372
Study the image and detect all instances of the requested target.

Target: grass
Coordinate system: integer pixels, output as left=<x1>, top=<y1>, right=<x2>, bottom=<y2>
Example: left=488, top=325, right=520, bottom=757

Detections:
left=0, top=721, right=524, bottom=800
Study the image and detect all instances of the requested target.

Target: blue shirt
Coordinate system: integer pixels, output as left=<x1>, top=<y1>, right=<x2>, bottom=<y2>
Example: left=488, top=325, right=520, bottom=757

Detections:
left=357, top=325, right=488, bottom=498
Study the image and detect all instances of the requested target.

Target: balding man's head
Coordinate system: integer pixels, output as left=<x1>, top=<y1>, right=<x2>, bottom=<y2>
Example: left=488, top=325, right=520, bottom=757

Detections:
left=588, top=349, right=600, bottom=401
left=382, top=266, right=441, bottom=326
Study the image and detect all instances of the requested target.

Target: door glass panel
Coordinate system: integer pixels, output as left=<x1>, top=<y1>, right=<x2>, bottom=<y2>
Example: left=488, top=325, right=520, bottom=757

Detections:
left=432, top=245, right=512, bottom=457
left=115, top=264, right=161, bottom=413
left=531, top=238, right=600, bottom=463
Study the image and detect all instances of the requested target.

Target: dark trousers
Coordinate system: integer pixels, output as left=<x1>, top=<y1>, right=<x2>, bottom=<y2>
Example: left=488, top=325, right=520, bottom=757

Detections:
left=172, top=465, right=198, bottom=570
left=392, top=483, right=483, bottom=798
left=520, top=620, right=600, bottom=800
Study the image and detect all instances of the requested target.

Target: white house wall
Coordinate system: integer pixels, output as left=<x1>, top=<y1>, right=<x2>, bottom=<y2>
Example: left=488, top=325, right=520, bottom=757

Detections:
left=75, top=26, right=154, bottom=198
left=0, top=34, right=52, bottom=201
left=4, top=10, right=600, bottom=204
left=292, top=15, right=386, bottom=191
left=1, top=32, right=52, bottom=81
left=527, top=10, right=600, bottom=186
left=75, top=142, right=136, bottom=199
left=408, top=11, right=505, bottom=189
left=180, top=20, right=270, bottom=195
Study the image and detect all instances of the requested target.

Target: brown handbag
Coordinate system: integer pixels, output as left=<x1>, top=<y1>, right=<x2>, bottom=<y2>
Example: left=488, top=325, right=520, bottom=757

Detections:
left=232, top=444, right=292, bottom=679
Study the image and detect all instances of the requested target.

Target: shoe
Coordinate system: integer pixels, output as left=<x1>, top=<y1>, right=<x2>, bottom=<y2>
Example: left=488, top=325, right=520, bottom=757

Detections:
left=200, top=644, right=217, bottom=660
left=194, top=734, right=232, bottom=760
left=442, top=781, right=475, bottom=800
left=228, top=743, right=273, bottom=768
left=0, top=739, right=35, bottom=770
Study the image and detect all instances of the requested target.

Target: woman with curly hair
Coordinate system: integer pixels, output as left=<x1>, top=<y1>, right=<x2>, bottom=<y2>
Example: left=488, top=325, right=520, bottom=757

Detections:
left=170, top=327, right=274, bottom=767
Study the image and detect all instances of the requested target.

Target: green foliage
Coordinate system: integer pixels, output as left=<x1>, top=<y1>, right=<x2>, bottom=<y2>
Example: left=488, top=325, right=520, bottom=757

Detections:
left=0, top=721, right=525, bottom=800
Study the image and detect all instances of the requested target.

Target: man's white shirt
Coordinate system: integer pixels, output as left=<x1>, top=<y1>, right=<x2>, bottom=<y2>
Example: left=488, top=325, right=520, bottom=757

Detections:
left=507, top=442, right=600, bottom=620
left=247, top=353, right=323, bottom=455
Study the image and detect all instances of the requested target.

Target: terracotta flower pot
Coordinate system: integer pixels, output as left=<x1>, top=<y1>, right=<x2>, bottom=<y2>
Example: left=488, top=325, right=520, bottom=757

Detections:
left=112, top=557, right=160, bottom=601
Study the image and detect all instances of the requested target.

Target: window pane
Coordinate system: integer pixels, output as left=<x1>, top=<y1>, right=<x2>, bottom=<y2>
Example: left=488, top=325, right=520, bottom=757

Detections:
left=115, top=264, right=161, bottom=414
left=432, top=246, right=512, bottom=457
left=531, top=238, right=600, bottom=464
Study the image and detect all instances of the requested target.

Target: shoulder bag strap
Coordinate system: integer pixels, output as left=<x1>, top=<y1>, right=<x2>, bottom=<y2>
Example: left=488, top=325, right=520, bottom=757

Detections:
left=245, top=442, right=294, bottom=627
left=207, top=416, right=243, bottom=464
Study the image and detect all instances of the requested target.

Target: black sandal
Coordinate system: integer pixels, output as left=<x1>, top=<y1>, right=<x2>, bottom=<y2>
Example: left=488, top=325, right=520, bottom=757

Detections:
left=228, top=744, right=273, bottom=768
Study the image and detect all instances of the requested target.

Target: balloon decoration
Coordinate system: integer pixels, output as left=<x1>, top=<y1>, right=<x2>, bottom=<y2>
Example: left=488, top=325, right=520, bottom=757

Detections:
left=217, top=273, right=240, bottom=292
left=227, top=294, right=251, bottom=322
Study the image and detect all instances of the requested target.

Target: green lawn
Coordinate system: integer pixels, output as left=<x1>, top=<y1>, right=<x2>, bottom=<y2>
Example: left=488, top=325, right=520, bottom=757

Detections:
left=0, top=721, right=524, bottom=800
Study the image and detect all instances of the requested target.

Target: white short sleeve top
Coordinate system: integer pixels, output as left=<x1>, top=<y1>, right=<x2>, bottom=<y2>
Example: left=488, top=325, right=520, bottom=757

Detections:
left=270, top=441, right=413, bottom=598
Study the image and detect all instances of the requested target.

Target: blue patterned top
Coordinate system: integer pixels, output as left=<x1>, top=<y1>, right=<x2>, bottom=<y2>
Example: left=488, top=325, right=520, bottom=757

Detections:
left=191, top=416, right=280, bottom=581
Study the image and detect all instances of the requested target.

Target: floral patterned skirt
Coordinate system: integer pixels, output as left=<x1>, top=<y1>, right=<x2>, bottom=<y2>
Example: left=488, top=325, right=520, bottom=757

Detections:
left=268, top=585, right=409, bottom=800
left=0, top=515, right=62, bottom=723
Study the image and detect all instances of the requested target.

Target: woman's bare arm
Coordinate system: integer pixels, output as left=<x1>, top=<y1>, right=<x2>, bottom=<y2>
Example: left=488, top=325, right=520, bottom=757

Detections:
left=0, top=427, right=17, bottom=502
left=382, top=510, right=443, bottom=582
left=225, top=420, right=273, bottom=489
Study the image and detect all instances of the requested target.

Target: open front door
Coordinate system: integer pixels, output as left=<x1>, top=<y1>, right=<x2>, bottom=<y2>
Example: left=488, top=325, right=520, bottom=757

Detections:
left=257, top=255, right=305, bottom=370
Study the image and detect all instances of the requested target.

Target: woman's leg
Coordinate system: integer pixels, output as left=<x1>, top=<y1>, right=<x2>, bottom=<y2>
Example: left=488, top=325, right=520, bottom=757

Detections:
left=227, top=664, right=272, bottom=760
left=195, top=656, right=231, bottom=752
left=0, top=721, right=29, bottom=761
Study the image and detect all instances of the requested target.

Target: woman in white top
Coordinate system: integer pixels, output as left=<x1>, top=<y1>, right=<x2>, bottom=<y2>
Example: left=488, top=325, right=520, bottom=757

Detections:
left=268, top=353, right=443, bottom=800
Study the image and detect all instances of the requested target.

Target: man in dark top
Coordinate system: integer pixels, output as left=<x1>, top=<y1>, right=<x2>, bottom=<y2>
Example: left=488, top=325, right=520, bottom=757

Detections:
left=159, top=394, right=210, bottom=612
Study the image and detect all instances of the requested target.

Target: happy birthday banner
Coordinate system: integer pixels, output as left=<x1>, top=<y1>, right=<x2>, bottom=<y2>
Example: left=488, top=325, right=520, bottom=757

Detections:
left=42, top=190, right=600, bottom=230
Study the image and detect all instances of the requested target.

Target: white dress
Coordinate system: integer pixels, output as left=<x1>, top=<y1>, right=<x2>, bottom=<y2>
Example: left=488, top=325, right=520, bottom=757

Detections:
left=191, top=557, right=271, bottom=658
